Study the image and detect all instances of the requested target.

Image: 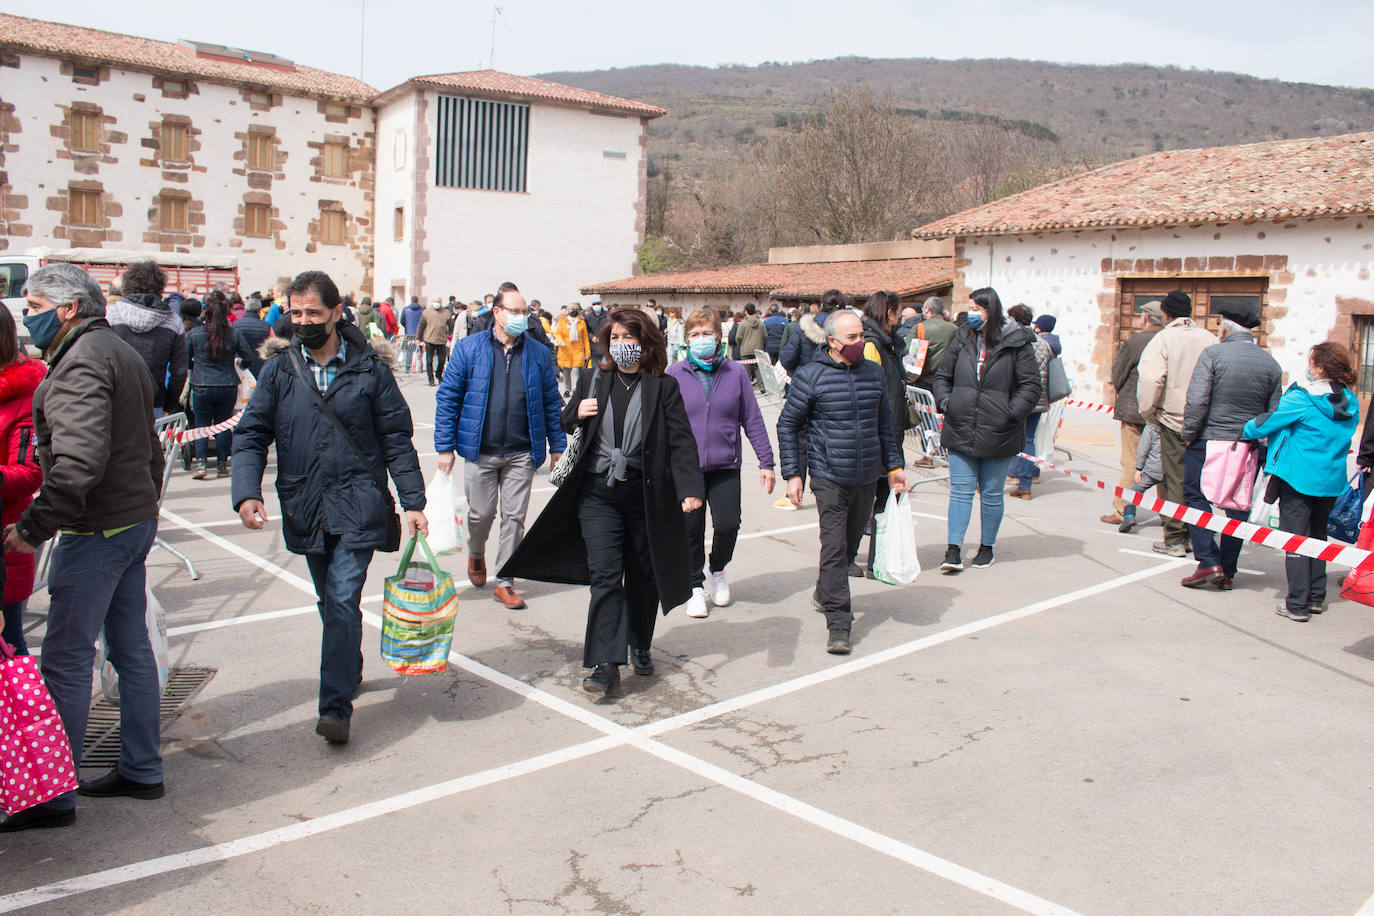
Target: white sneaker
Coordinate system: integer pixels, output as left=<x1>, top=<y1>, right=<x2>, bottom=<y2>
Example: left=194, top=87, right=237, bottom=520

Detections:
left=709, top=571, right=731, bottom=607
left=685, top=587, right=709, bottom=618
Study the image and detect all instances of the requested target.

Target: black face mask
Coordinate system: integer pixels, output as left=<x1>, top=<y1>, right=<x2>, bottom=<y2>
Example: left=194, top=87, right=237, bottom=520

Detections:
left=293, top=320, right=333, bottom=350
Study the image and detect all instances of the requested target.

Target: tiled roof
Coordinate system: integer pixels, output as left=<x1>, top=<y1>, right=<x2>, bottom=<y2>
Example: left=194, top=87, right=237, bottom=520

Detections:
left=581, top=257, right=952, bottom=299
left=0, top=12, right=376, bottom=101
left=913, top=131, right=1374, bottom=238
left=406, top=71, right=665, bottom=118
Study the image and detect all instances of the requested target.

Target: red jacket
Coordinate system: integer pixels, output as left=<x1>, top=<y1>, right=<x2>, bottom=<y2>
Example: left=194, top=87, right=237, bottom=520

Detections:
left=378, top=301, right=399, bottom=336
left=0, top=358, right=45, bottom=603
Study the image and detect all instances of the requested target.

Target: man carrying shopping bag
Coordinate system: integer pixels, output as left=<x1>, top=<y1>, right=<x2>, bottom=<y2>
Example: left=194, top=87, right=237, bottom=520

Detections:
left=233, top=271, right=427, bottom=746
left=434, top=288, right=564, bottom=610
left=2, top=264, right=164, bottom=831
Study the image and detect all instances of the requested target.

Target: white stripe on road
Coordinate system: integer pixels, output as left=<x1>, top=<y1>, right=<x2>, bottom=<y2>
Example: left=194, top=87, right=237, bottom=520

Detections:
left=1116, top=548, right=1263, bottom=575
left=165, top=596, right=382, bottom=638
left=158, top=509, right=315, bottom=595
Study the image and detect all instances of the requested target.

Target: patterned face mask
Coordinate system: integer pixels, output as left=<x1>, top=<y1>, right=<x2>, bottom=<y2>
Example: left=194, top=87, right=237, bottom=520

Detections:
left=609, top=342, right=642, bottom=369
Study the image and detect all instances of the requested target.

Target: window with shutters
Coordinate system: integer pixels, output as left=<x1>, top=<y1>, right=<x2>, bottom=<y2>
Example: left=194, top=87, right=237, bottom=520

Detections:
left=69, top=189, right=100, bottom=226
left=163, top=123, right=188, bottom=162
left=320, top=210, right=345, bottom=245
left=70, top=110, right=98, bottom=152
left=246, top=133, right=274, bottom=171
left=434, top=95, right=529, bottom=192
left=160, top=195, right=188, bottom=233
left=244, top=203, right=270, bottom=238
left=321, top=142, right=348, bottom=179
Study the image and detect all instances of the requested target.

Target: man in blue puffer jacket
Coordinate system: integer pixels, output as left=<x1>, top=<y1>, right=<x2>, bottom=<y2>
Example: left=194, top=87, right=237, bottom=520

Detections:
left=435, top=288, right=565, bottom=610
left=778, top=310, right=908, bottom=656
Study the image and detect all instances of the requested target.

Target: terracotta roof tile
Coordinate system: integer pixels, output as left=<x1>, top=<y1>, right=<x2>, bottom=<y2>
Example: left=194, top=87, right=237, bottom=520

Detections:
left=0, top=11, right=376, bottom=101
left=913, top=130, right=1374, bottom=238
left=406, top=71, right=664, bottom=118
left=581, top=257, right=952, bottom=299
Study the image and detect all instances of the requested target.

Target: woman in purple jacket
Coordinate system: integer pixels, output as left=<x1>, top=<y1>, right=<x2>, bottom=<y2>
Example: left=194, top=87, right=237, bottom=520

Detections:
left=666, top=308, right=776, bottom=617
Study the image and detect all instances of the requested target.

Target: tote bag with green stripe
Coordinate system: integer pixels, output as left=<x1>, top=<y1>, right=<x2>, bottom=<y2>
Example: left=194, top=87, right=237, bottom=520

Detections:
left=381, top=533, right=459, bottom=675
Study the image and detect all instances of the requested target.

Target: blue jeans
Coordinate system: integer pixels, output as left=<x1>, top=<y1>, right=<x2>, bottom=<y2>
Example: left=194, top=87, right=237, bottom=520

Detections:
left=305, top=535, right=374, bottom=717
left=41, top=520, right=161, bottom=806
left=1183, top=440, right=1246, bottom=574
left=191, top=384, right=237, bottom=461
left=2, top=600, right=27, bottom=655
left=1012, top=413, right=1043, bottom=488
left=947, top=450, right=1013, bottom=548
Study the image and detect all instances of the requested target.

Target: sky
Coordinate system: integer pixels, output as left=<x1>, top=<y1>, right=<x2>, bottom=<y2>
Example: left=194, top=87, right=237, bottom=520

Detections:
left=8, top=0, right=1373, bottom=92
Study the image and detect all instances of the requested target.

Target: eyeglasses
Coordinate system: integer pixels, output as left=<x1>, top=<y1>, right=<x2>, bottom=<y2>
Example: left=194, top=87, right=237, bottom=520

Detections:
left=498, top=305, right=529, bottom=317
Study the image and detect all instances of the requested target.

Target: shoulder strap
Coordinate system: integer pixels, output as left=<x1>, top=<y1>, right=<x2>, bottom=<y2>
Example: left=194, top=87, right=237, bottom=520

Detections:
left=917, top=322, right=926, bottom=340
left=287, top=347, right=395, bottom=507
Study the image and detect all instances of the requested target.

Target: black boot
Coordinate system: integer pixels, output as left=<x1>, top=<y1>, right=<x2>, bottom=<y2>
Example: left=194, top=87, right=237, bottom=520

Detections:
left=631, top=649, right=654, bottom=677
left=582, top=663, right=620, bottom=696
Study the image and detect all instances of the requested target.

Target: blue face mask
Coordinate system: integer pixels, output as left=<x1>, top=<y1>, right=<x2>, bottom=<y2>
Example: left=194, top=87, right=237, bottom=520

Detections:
left=502, top=312, right=528, bottom=336
left=688, top=337, right=718, bottom=359
left=23, top=308, right=64, bottom=352
left=966, top=312, right=985, bottom=331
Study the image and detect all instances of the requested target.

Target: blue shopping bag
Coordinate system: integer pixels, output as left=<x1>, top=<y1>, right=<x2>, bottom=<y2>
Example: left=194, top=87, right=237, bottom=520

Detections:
left=1327, top=471, right=1364, bottom=544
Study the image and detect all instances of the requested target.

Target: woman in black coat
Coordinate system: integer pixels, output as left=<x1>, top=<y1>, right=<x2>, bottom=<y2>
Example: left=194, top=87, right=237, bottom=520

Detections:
left=859, top=291, right=909, bottom=574
left=930, top=288, right=1041, bottom=573
left=500, top=308, right=705, bottom=698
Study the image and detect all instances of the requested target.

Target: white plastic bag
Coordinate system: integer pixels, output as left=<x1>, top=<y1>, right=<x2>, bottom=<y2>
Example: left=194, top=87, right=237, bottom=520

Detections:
left=424, top=469, right=465, bottom=554
left=96, top=586, right=170, bottom=701
left=873, top=491, right=920, bottom=585
left=1249, top=471, right=1279, bottom=529
left=235, top=365, right=256, bottom=411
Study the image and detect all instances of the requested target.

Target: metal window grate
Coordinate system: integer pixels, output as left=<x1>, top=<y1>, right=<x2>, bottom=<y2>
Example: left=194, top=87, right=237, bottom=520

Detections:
left=434, top=95, right=529, bottom=192
left=80, top=666, right=217, bottom=769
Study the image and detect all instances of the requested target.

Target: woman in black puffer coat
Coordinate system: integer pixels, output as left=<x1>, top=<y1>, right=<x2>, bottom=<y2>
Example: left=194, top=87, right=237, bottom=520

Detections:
left=860, top=291, right=910, bottom=574
left=930, top=288, right=1041, bottom=573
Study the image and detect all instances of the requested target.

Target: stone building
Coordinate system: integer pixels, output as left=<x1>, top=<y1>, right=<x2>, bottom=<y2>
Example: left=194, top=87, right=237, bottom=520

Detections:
left=912, top=130, right=1374, bottom=403
left=0, top=12, right=662, bottom=305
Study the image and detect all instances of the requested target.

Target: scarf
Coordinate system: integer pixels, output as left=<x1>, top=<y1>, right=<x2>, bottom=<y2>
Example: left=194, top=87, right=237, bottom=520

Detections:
left=595, top=375, right=645, bottom=486
left=686, top=343, right=725, bottom=373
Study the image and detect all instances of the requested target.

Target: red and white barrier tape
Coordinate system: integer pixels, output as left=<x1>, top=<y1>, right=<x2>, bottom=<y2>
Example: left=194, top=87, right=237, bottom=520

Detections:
left=167, top=412, right=244, bottom=445
left=1062, top=398, right=1115, bottom=415
left=1018, top=451, right=1373, bottom=569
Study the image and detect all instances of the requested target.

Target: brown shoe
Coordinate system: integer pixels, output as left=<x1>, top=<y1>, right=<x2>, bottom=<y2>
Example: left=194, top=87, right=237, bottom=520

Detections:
left=1099, top=512, right=1124, bottom=525
left=912, top=456, right=936, bottom=469
left=492, top=586, right=526, bottom=609
left=467, top=556, right=487, bottom=588
left=1008, top=488, right=1032, bottom=500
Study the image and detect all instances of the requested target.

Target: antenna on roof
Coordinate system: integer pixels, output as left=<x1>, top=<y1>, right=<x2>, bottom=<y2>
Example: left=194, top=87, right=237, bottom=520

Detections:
left=489, top=4, right=504, bottom=70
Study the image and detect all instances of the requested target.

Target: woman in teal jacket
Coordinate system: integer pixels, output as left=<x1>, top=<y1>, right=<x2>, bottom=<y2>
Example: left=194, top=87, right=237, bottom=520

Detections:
left=1242, top=342, right=1359, bottom=622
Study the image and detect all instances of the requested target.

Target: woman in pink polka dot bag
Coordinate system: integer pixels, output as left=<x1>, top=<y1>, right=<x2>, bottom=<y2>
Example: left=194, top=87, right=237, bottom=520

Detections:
left=0, top=635, right=79, bottom=816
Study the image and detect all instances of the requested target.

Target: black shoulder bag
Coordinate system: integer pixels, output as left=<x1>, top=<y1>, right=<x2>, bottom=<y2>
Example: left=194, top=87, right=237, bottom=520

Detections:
left=288, top=348, right=404, bottom=552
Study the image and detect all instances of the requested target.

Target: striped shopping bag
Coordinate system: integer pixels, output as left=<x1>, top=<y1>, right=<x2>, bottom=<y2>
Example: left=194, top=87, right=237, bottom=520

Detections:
left=380, top=534, right=459, bottom=675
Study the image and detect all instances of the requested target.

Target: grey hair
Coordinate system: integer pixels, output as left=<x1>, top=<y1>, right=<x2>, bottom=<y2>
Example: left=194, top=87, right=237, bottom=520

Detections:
left=923, top=296, right=948, bottom=318
left=27, top=263, right=107, bottom=318
left=823, top=310, right=861, bottom=339
left=1142, top=302, right=1166, bottom=326
left=1219, top=317, right=1247, bottom=338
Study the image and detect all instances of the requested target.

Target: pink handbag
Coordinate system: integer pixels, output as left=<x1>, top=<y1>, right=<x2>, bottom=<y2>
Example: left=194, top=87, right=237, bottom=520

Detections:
left=0, top=637, right=79, bottom=814
left=1200, top=438, right=1260, bottom=512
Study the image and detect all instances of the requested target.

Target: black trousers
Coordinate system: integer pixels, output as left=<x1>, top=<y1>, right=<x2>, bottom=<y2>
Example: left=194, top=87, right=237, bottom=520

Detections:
left=577, top=475, right=658, bottom=667
left=1276, top=477, right=1336, bottom=611
left=684, top=468, right=743, bottom=584
left=425, top=342, right=447, bottom=383
left=812, top=477, right=876, bottom=632
left=865, top=475, right=891, bottom=568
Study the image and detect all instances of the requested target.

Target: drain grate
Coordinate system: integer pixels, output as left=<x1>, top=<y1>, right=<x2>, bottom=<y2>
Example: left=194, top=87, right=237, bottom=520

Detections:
left=80, top=666, right=217, bottom=769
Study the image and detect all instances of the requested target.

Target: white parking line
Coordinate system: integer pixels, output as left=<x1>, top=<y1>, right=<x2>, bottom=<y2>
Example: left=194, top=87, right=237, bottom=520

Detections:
left=1117, top=548, right=1262, bottom=575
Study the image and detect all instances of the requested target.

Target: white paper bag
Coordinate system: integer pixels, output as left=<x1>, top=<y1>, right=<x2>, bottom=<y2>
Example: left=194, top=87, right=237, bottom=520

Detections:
left=873, top=491, right=920, bottom=586
left=424, top=469, right=465, bottom=554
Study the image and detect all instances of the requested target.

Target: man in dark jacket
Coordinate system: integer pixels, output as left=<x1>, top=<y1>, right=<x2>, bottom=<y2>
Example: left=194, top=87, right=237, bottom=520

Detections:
left=583, top=298, right=609, bottom=365
left=778, top=310, right=908, bottom=656
left=913, top=296, right=957, bottom=390
left=232, top=270, right=427, bottom=746
left=1103, top=300, right=1165, bottom=526
left=1177, top=301, right=1281, bottom=590
left=2, top=263, right=165, bottom=831
left=234, top=296, right=272, bottom=377
left=435, top=288, right=565, bottom=610
left=106, top=260, right=187, bottom=417
left=763, top=304, right=787, bottom=360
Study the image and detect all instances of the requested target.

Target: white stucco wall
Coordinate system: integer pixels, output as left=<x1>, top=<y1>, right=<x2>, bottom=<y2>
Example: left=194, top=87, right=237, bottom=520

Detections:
left=3, top=53, right=373, bottom=295
left=371, top=89, right=417, bottom=303
left=956, top=219, right=1374, bottom=402
left=411, top=100, right=646, bottom=306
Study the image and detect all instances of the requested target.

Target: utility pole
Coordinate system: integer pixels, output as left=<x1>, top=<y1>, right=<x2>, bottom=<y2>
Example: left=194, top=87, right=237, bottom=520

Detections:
left=489, top=4, right=504, bottom=69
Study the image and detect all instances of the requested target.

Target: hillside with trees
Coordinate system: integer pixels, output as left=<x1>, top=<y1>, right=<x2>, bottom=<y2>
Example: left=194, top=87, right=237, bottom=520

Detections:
left=538, top=58, right=1374, bottom=268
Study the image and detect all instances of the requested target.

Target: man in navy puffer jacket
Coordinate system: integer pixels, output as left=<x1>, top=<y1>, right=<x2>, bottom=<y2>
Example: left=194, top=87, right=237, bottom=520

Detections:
left=435, top=288, right=565, bottom=610
left=778, top=311, right=908, bottom=655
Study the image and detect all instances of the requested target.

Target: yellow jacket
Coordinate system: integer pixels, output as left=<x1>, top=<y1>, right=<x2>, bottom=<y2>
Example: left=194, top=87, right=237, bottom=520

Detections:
left=554, top=316, right=590, bottom=368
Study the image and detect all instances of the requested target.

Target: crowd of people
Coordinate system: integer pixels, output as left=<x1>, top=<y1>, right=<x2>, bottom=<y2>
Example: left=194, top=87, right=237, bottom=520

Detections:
left=1, top=258, right=1367, bottom=833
